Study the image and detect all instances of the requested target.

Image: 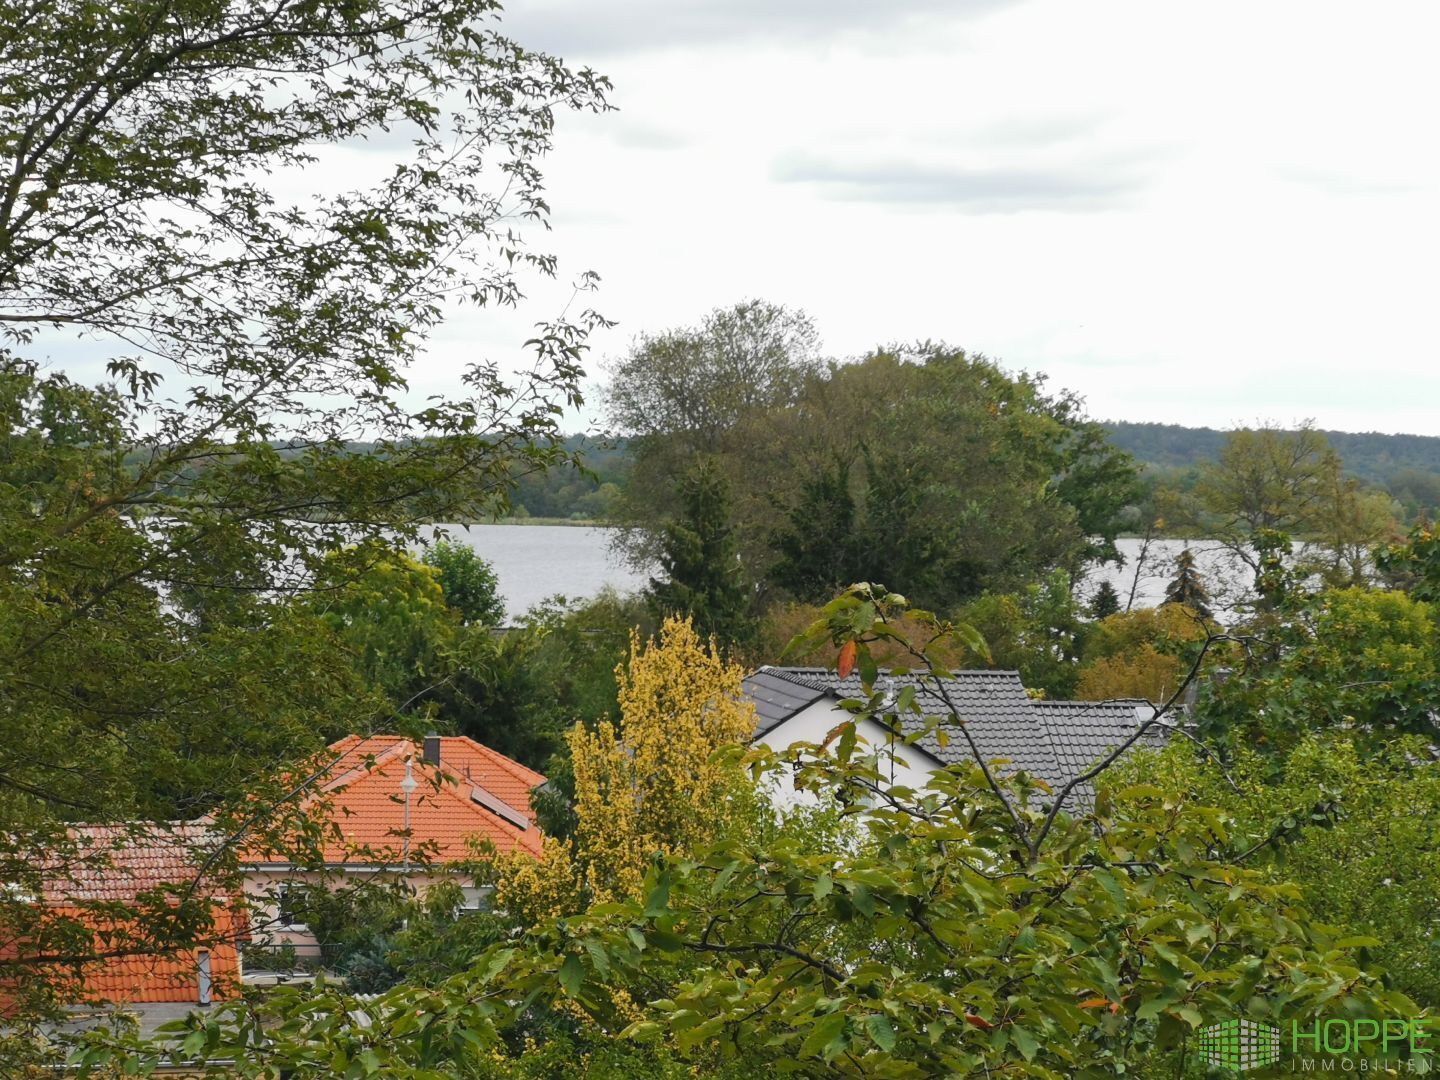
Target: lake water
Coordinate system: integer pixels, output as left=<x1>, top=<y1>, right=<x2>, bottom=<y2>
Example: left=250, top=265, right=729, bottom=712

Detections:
left=425, top=525, right=1256, bottom=623
left=418, top=524, right=649, bottom=622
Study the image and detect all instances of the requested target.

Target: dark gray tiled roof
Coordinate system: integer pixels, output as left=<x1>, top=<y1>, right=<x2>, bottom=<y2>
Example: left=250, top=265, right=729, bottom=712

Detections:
left=746, top=668, right=830, bottom=736
left=745, top=666, right=1061, bottom=784
left=742, top=668, right=1168, bottom=804
left=1030, top=699, right=1169, bottom=789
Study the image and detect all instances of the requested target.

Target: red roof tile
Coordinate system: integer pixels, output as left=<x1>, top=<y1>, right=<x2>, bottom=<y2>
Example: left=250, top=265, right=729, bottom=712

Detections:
left=25, top=825, right=240, bottom=1007
left=43, top=823, right=224, bottom=904
left=48, top=909, right=241, bottom=1006
left=247, top=735, right=546, bottom=865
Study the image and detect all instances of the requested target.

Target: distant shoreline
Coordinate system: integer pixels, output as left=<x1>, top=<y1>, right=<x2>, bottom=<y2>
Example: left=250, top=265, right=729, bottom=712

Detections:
left=454, top=517, right=616, bottom=528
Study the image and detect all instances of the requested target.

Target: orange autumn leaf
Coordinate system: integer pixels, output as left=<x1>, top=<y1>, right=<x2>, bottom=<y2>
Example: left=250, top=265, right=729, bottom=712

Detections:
left=837, top=640, right=858, bottom=679
left=1078, top=998, right=1111, bottom=1010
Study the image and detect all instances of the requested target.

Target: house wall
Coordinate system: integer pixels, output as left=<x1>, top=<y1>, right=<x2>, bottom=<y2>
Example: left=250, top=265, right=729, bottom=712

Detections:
left=755, top=700, right=941, bottom=804
left=240, top=868, right=485, bottom=958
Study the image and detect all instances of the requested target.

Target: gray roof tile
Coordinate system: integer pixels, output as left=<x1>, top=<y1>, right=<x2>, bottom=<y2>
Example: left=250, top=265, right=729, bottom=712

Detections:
left=742, top=668, right=1168, bottom=807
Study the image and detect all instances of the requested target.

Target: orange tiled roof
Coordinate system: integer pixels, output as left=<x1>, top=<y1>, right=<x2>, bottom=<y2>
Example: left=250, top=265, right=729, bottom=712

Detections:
left=46, top=908, right=241, bottom=1005
left=25, top=825, right=240, bottom=1007
left=43, top=822, right=225, bottom=904
left=250, top=735, right=546, bottom=865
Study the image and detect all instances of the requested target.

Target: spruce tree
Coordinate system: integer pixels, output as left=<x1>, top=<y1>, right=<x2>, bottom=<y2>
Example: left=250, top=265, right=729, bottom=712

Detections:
left=1089, top=580, right=1121, bottom=619
left=646, top=461, right=753, bottom=648
left=1163, top=548, right=1214, bottom=620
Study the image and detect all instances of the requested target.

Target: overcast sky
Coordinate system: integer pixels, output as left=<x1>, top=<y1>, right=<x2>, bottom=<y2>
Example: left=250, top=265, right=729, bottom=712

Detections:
left=411, top=0, right=1436, bottom=436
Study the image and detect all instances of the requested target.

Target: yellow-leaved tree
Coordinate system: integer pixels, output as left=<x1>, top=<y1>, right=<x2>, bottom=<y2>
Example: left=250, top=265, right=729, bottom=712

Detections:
left=499, top=616, right=756, bottom=922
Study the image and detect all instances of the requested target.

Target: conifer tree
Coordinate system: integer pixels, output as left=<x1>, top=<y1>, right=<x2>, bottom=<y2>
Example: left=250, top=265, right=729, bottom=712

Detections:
left=646, top=461, right=754, bottom=647
left=1089, top=580, right=1121, bottom=619
left=1163, top=547, right=1213, bottom=619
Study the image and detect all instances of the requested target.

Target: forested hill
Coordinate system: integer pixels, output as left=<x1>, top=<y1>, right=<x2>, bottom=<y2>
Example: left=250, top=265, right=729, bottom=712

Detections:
left=1105, top=421, right=1440, bottom=486
left=501, top=424, right=1440, bottom=522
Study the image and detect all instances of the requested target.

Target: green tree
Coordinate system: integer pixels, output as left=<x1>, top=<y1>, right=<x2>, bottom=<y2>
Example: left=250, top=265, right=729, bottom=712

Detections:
left=0, top=0, right=607, bottom=1051
left=1203, top=586, right=1440, bottom=749
left=605, top=300, right=821, bottom=451
left=1162, top=548, right=1213, bottom=619
left=1376, top=521, right=1440, bottom=600
left=1132, top=733, right=1440, bottom=1006
left=1163, top=424, right=1396, bottom=589
left=1088, top=579, right=1121, bottom=619
left=959, top=569, right=1089, bottom=698
left=646, top=461, right=753, bottom=648
left=1076, top=604, right=1210, bottom=704
left=307, top=547, right=458, bottom=709
left=423, top=540, right=507, bottom=626
left=611, top=334, right=1136, bottom=608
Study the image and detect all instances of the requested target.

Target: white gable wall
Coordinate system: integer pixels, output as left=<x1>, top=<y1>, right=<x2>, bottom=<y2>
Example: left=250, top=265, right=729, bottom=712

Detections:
left=755, top=699, right=944, bottom=805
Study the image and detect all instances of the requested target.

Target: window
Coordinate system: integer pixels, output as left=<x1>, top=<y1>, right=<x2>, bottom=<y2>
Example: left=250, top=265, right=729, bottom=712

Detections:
left=276, top=883, right=308, bottom=928
left=458, top=886, right=492, bottom=915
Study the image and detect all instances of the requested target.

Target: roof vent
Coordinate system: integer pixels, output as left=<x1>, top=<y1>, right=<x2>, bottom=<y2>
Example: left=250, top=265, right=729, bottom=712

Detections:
left=423, top=734, right=441, bottom=767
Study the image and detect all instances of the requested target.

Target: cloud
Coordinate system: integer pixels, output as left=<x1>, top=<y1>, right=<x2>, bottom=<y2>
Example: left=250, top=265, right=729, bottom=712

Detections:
left=607, top=122, right=691, bottom=151
left=501, top=0, right=1025, bottom=58
left=770, top=151, right=1157, bottom=214
left=1275, top=165, right=1427, bottom=197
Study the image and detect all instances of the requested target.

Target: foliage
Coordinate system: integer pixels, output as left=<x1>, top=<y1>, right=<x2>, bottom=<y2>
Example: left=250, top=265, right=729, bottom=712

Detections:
left=1203, top=585, right=1440, bottom=749
left=1376, top=521, right=1440, bottom=601
left=1108, top=420, right=1440, bottom=507
left=1089, top=579, right=1121, bottom=619
left=516, top=589, right=656, bottom=833
left=645, top=461, right=754, bottom=648
left=509, top=435, right=631, bottom=521
left=467, top=1027, right=762, bottom=1079
left=423, top=541, right=507, bottom=626
left=757, top=600, right=983, bottom=671
left=611, top=335, right=1137, bottom=610
left=1161, top=425, right=1398, bottom=584
left=1161, top=548, right=1213, bottom=619
left=1125, top=735, right=1440, bottom=1007
left=1075, top=605, right=1210, bottom=704
left=958, top=570, right=1088, bottom=698
left=498, top=617, right=756, bottom=918
left=0, top=0, right=607, bottom=1050
left=85, top=587, right=1416, bottom=1078
left=305, top=547, right=458, bottom=709
left=605, top=300, right=822, bottom=451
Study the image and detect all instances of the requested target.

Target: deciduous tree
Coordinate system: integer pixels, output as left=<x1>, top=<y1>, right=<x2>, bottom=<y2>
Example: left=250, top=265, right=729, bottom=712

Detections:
left=0, top=0, right=607, bottom=1051
left=498, top=617, right=756, bottom=918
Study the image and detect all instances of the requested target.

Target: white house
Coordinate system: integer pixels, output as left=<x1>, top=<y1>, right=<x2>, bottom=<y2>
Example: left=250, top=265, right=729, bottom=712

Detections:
left=743, top=666, right=1166, bottom=808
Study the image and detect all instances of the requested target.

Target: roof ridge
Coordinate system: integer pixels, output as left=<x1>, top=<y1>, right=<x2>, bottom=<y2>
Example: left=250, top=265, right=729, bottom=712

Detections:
left=320, top=738, right=414, bottom=794
left=761, top=665, right=1026, bottom=679
left=455, top=737, right=546, bottom=786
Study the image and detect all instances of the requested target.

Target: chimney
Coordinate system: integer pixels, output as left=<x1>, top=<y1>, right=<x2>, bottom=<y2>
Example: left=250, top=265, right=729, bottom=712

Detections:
left=423, top=734, right=441, bottom=767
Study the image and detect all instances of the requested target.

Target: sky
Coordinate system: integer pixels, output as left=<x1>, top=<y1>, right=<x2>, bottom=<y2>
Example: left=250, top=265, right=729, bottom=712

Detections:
left=35, top=0, right=1440, bottom=437
left=414, top=0, right=1439, bottom=436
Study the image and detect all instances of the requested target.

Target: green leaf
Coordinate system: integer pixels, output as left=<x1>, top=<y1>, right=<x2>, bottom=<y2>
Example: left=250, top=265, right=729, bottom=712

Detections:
left=644, top=872, right=672, bottom=917
left=558, top=954, right=585, bottom=996
left=1011, top=1026, right=1039, bottom=1061
left=866, top=1013, right=897, bottom=1052
left=850, top=883, right=877, bottom=918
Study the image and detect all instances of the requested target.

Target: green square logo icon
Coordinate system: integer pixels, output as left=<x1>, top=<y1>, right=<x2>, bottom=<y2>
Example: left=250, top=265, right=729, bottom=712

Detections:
left=1197, top=1018, right=1282, bottom=1072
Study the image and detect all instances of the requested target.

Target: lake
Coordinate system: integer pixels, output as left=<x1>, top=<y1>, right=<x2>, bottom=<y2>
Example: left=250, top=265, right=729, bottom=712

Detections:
left=418, top=524, right=649, bottom=622
left=424, top=525, right=1255, bottom=623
